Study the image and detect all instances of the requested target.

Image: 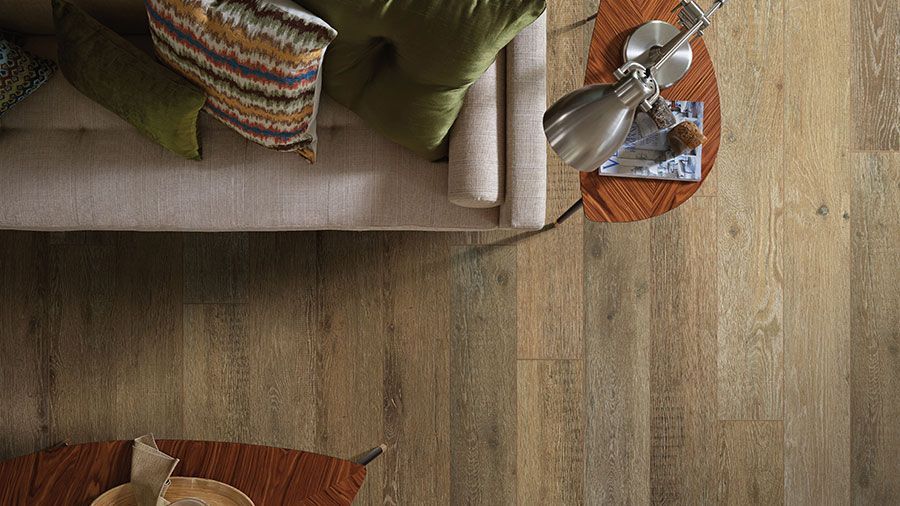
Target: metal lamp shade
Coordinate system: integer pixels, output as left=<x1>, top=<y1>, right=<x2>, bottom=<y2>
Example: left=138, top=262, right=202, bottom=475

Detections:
left=543, top=65, right=657, bottom=173
left=543, top=85, right=628, bottom=172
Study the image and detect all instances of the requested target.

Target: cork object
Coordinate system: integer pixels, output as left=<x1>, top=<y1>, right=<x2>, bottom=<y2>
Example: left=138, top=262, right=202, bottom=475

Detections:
left=648, top=98, right=677, bottom=129
left=668, top=121, right=706, bottom=154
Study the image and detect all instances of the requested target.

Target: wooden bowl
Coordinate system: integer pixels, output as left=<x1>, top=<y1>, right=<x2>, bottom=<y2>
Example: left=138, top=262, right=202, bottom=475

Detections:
left=91, top=477, right=254, bottom=506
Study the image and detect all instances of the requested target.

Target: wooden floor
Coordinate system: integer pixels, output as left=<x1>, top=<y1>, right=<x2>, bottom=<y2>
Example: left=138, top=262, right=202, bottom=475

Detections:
left=1, top=0, right=897, bottom=504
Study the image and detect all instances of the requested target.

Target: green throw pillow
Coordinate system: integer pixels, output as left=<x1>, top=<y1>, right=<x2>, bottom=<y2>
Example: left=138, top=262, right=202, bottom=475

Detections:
left=299, top=0, right=546, bottom=160
left=51, top=0, right=206, bottom=160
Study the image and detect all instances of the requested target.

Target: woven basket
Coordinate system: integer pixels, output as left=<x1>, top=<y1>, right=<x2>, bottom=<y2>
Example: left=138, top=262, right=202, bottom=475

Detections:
left=91, top=477, right=253, bottom=506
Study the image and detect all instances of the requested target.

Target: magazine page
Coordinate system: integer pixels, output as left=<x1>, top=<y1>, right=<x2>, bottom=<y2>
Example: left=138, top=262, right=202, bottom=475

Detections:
left=599, top=101, right=704, bottom=182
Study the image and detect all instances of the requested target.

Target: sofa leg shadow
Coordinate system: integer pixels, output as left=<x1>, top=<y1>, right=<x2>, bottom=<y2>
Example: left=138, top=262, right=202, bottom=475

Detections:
left=545, top=198, right=584, bottom=230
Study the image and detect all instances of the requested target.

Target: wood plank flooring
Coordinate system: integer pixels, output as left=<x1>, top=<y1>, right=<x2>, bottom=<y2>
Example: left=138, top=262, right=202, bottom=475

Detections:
left=783, top=0, right=852, bottom=502
left=1, top=0, right=898, bottom=504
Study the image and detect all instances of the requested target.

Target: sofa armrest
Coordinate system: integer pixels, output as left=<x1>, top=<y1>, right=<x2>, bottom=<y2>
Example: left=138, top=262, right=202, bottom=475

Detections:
left=447, top=54, right=505, bottom=209
left=499, top=12, right=547, bottom=229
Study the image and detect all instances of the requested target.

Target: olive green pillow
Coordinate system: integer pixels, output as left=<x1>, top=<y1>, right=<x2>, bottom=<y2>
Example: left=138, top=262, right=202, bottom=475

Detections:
left=51, top=0, right=206, bottom=160
left=299, top=0, right=546, bottom=160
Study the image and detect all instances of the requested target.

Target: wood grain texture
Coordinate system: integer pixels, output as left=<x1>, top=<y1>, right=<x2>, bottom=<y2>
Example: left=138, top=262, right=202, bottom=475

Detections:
left=691, top=6, right=717, bottom=199
left=1, top=234, right=183, bottom=455
left=579, top=0, right=721, bottom=223
left=515, top=0, right=594, bottom=361
left=517, top=360, right=583, bottom=505
left=183, top=233, right=249, bottom=304
left=851, top=0, right=899, bottom=150
left=545, top=0, right=595, bottom=219
left=0, top=233, right=50, bottom=459
left=110, top=234, right=184, bottom=438
left=715, top=0, right=784, bottom=421
left=783, top=0, right=853, bottom=501
left=516, top=225, right=583, bottom=359
left=245, top=232, right=319, bottom=450
left=718, top=421, right=784, bottom=505
left=2, top=3, right=900, bottom=503
left=315, top=232, right=386, bottom=506
left=850, top=153, right=899, bottom=504
left=45, top=238, right=118, bottom=444
left=183, top=304, right=252, bottom=442
left=451, top=246, right=517, bottom=505
left=648, top=197, right=719, bottom=504
left=380, top=232, right=452, bottom=506
left=0, top=440, right=366, bottom=505
left=583, top=220, right=651, bottom=505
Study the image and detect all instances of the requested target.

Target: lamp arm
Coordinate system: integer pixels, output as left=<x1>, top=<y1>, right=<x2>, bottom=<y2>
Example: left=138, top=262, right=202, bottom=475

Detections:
left=609, top=0, right=728, bottom=111
left=648, top=0, right=727, bottom=77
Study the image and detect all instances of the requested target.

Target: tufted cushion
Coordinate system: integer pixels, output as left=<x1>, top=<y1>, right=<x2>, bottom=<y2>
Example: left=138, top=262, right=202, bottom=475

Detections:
left=299, top=0, right=546, bottom=160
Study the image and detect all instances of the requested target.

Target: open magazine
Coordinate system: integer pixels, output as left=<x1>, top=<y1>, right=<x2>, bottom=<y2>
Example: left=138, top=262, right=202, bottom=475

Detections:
left=599, top=101, right=704, bottom=182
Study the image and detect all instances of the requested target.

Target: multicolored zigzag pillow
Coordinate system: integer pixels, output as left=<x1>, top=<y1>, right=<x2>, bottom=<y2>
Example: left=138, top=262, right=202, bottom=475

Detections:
left=1, top=37, right=56, bottom=118
left=145, top=0, right=337, bottom=163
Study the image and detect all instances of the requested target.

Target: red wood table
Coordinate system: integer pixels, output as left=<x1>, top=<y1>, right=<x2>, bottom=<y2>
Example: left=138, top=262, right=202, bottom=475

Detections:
left=0, top=440, right=367, bottom=505
left=579, top=0, right=721, bottom=222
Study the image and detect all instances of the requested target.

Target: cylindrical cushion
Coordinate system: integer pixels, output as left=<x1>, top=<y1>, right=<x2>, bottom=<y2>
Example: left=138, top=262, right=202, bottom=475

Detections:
left=500, top=12, right=547, bottom=229
left=447, top=55, right=506, bottom=209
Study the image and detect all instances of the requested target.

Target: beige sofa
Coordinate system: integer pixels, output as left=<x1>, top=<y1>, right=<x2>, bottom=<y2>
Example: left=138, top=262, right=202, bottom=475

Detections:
left=0, top=2, right=546, bottom=231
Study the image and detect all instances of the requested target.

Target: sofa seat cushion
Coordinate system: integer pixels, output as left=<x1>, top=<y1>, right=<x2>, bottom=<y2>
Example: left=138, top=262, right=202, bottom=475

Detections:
left=0, top=122, right=500, bottom=230
left=299, top=0, right=545, bottom=160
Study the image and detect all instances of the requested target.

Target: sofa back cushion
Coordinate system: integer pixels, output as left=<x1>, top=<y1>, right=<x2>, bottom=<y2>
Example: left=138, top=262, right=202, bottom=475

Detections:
left=1, top=0, right=150, bottom=35
left=2, top=0, right=545, bottom=161
left=299, top=0, right=545, bottom=160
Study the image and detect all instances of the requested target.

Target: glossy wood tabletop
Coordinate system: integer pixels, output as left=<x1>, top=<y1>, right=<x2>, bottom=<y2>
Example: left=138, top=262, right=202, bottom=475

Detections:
left=0, top=440, right=366, bottom=506
left=579, top=0, right=721, bottom=222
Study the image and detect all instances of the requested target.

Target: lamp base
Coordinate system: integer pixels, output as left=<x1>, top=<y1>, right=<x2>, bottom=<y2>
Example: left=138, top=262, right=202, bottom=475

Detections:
left=623, top=20, right=693, bottom=89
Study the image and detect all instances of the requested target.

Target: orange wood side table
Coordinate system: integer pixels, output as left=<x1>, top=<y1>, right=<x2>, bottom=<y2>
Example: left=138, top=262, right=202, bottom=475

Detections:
left=0, top=440, right=368, bottom=505
left=576, top=0, right=721, bottom=223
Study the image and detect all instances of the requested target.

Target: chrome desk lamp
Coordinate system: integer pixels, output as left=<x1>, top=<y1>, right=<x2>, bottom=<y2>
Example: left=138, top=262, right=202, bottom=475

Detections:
left=543, top=0, right=727, bottom=172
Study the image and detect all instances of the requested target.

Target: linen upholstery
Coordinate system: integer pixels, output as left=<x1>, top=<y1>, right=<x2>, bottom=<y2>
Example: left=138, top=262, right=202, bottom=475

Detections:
left=0, top=11, right=548, bottom=231
left=146, top=0, right=336, bottom=162
left=448, top=56, right=505, bottom=208
left=500, top=14, right=547, bottom=229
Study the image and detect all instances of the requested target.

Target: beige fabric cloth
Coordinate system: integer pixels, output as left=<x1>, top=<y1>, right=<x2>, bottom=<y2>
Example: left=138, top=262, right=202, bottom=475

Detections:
left=500, top=13, right=548, bottom=230
left=448, top=53, right=506, bottom=208
left=131, top=435, right=179, bottom=506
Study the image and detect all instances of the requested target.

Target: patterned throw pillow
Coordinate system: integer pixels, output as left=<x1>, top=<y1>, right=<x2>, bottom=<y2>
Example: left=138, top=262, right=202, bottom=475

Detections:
left=1, top=38, right=56, bottom=117
left=145, top=0, right=337, bottom=163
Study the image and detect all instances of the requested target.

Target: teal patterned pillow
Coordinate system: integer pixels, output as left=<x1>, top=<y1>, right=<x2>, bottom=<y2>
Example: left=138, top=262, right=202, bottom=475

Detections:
left=1, top=38, right=56, bottom=117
